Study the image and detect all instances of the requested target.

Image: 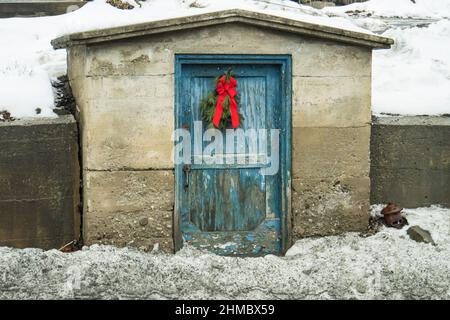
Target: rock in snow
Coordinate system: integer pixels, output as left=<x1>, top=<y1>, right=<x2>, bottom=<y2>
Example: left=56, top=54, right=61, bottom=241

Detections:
left=407, top=226, right=435, bottom=245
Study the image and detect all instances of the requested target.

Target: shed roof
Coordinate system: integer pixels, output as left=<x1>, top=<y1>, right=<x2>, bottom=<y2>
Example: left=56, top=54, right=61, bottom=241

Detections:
left=52, top=9, right=393, bottom=49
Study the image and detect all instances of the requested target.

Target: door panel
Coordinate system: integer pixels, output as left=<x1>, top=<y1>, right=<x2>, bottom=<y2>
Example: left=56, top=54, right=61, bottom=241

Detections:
left=189, top=168, right=266, bottom=231
left=175, top=56, right=290, bottom=256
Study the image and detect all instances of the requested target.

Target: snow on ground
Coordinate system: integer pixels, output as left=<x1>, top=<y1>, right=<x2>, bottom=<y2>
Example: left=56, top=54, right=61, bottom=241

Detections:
left=324, top=0, right=450, bottom=19
left=0, top=205, right=449, bottom=299
left=0, top=0, right=449, bottom=119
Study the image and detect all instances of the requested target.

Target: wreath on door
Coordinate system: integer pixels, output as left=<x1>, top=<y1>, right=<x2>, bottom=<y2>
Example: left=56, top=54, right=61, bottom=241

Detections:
left=200, top=68, right=244, bottom=130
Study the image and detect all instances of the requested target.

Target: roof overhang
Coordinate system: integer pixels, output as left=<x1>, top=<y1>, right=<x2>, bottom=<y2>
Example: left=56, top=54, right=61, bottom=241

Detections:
left=51, top=9, right=393, bottom=49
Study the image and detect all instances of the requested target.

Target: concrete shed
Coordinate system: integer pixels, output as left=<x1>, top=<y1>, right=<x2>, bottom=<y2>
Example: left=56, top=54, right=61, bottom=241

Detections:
left=52, top=9, right=392, bottom=255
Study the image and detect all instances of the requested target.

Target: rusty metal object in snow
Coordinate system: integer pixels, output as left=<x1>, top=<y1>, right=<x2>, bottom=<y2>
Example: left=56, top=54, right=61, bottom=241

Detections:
left=381, top=203, right=407, bottom=229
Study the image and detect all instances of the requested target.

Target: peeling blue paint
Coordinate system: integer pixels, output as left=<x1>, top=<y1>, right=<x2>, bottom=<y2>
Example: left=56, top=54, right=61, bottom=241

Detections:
left=175, top=55, right=292, bottom=256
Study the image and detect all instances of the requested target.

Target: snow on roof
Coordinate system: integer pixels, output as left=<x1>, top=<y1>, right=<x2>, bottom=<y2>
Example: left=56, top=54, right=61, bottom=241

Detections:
left=58, top=0, right=377, bottom=37
left=51, top=8, right=393, bottom=49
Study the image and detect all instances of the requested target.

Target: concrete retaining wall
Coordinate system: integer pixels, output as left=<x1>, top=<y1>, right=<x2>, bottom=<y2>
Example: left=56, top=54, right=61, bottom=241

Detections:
left=371, top=116, right=450, bottom=208
left=0, top=1, right=85, bottom=18
left=0, top=115, right=80, bottom=249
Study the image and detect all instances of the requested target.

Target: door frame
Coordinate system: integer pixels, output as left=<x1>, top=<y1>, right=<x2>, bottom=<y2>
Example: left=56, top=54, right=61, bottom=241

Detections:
left=173, top=54, right=292, bottom=254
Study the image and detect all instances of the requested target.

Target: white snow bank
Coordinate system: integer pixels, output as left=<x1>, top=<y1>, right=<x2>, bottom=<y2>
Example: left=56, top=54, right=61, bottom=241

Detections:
left=0, top=16, right=63, bottom=118
left=0, top=68, right=57, bottom=118
left=372, top=20, right=450, bottom=116
left=325, top=1, right=450, bottom=116
left=0, top=205, right=449, bottom=299
left=322, top=0, right=450, bottom=116
left=325, top=0, right=450, bottom=19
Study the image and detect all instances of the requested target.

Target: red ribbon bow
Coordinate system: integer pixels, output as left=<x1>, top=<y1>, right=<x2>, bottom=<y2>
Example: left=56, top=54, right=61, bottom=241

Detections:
left=212, top=75, right=240, bottom=129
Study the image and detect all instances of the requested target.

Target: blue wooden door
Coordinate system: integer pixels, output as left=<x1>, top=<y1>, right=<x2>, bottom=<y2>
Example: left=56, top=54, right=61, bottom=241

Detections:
left=175, top=55, right=291, bottom=256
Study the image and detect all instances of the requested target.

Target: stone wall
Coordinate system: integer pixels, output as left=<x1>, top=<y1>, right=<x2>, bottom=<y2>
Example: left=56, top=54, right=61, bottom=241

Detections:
left=0, top=115, right=80, bottom=249
left=371, top=116, right=450, bottom=208
left=68, top=22, right=373, bottom=251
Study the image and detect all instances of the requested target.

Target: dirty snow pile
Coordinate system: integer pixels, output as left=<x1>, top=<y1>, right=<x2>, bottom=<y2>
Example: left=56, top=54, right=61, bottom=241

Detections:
left=0, top=0, right=449, bottom=119
left=1, top=205, right=449, bottom=300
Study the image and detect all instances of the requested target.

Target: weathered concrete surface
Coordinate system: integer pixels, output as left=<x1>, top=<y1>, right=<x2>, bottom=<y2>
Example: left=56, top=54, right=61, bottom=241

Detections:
left=65, top=20, right=375, bottom=248
left=371, top=116, right=450, bottom=208
left=292, top=126, right=371, bottom=180
left=291, top=126, right=371, bottom=237
left=293, top=75, right=371, bottom=128
left=292, top=177, right=370, bottom=237
left=0, top=115, right=80, bottom=249
left=84, top=170, right=174, bottom=252
left=0, top=1, right=85, bottom=18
